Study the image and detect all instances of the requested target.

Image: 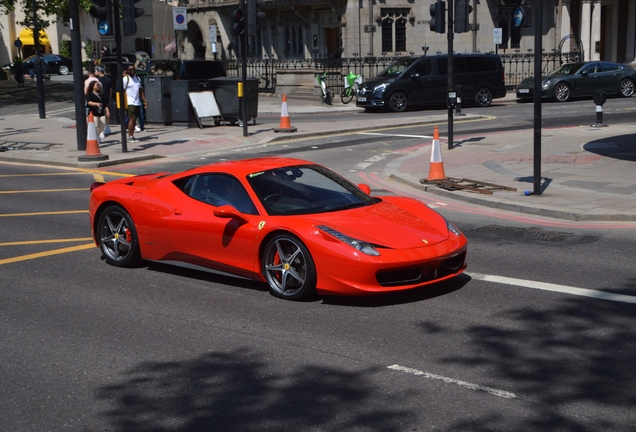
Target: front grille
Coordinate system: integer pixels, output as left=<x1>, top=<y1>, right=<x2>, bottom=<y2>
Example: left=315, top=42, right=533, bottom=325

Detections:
left=376, top=252, right=466, bottom=287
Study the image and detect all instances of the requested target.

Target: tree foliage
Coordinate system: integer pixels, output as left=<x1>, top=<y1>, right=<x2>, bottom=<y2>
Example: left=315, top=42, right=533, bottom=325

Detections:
left=0, top=0, right=92, bottom=29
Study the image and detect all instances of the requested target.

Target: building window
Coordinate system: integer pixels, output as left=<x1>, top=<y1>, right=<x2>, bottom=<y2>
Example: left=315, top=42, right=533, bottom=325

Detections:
left=379, top=9, right=410, bottom=53
left=381, top=18, right=393, bottom=53
left=285, top=22, right=304, bottom=57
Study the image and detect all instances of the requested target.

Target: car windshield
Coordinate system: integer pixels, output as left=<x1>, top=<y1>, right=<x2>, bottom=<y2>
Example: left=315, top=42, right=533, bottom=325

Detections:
left=549, top=63, right=586, bottom=76
left=376, top=58, right=418, bottom=77
left=247, top=165, right=378, bottom=216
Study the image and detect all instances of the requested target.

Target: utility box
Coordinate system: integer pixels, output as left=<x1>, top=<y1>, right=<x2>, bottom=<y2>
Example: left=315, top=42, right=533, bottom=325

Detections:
left=208, top=77, right=259, bottom=125
left=144, top=75, right=173, bottom=124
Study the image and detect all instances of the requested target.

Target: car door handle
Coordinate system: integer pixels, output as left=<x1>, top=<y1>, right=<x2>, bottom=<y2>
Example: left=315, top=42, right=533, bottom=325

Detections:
left=174, top=208, right=182, bottom=215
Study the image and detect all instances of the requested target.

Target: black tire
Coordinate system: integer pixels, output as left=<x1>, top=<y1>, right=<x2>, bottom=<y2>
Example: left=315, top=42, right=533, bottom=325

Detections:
left=97, top=205, right=141, bottom=267
left=474, top=87, right=493, bottom=107
left=553, top=82, right=570, bottom=102
left=388, top=92, right=407, bottom=112
left=341, top=89, right=354, bottom=104
left=619, top=78, right=635, bottom=97
left=324, top=89, right=332, bottom=105
left=262, top=233, right=317, bottom=301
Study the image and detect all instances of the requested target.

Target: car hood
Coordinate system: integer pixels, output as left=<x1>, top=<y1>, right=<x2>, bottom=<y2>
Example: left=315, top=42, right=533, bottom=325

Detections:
left=360, top=76, right=396, bottom=89
left=519, top=75, right=556, bottom=86
left=308, top=198, right=449, bottom=249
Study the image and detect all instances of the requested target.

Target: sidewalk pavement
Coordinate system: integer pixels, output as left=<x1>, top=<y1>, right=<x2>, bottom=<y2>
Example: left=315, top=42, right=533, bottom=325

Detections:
left=1, top=78, right=635, bottom=222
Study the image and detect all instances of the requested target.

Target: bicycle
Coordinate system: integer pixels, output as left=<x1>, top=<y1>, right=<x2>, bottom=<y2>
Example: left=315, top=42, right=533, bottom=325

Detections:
left=341, top=71, right=363, bottom=104
left=315, top=72, right=332, bottom=105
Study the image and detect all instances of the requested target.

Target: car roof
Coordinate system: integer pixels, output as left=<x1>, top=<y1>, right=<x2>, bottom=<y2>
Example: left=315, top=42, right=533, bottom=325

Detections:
left=179, top=157, right=314, bottom=178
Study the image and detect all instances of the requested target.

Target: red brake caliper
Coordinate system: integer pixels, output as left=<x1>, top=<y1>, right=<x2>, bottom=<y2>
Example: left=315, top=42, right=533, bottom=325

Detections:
left=124, top=228, right=132, bottom=243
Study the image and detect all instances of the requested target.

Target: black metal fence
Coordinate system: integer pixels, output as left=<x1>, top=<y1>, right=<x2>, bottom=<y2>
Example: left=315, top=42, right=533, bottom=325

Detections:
left=223, top=50, right=583, bottom=95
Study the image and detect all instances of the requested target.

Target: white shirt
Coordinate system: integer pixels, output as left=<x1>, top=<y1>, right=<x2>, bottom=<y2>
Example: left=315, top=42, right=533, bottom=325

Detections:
left=123, top=75, right=142, bottom=106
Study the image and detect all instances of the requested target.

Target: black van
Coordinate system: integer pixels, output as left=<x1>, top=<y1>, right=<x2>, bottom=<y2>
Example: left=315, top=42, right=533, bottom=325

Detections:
left=356, top=53, right=506, bottom=112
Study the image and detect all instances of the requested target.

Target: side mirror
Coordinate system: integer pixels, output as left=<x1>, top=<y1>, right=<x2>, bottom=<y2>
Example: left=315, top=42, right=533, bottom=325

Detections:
left=581, top=71, right=588, bottom=77
left=213, top=205, right=247, bottom=222
left=358, top=183, right=371, bottom=195
left=411, top=73, right=421, bottom=80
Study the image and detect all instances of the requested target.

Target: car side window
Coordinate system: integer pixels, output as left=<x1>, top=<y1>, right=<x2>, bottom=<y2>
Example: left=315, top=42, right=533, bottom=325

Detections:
left=411, top=59, right=432, bottom=77
left=599, top=62, right=620, bottom=72
left=581, top=63, right=599, bottom=74
left=181, top=174, right=258, bottom=215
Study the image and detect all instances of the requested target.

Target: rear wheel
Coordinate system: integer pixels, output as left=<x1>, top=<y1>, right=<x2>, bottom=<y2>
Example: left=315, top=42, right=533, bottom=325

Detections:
left=97, top=205, right=140, bottom=267
left=554, top=82, right=570, bottom=102
left=262, top=233, right=316, bottom=301
left=474, top=87, right=493, bottom=107
left=389, top=92, right=407, bottom=112
left=619, top=78, right=635, bottom=97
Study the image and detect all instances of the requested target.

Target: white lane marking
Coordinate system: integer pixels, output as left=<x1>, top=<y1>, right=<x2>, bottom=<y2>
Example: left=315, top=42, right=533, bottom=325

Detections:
left=468, top=273, right=636, bottom=305
left=359, top=132, right=434, bottom=139
left=388, top=364, right=517, bottom=399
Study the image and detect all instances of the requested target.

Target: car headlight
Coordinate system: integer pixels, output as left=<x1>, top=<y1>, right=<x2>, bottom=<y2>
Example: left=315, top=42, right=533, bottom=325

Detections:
left=373, top=83, right=388, bottom=93
left=541, top=79, right=553, bottom=89
left=317, top=225, right=380, bottom=256
left=446, top=219, right=463, bottom=237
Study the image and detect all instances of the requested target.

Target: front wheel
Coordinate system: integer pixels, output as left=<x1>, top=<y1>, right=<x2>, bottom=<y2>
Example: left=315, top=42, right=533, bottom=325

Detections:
left=553, top=82, right=570, bottom=102
left=619, top=78, right=635, bottom=97
left=58, top=65, right=69, bottom=75
left=389, top=92, right=407, bottom=112
left=97, top=205, right=141, bottom=267
left=262, top=233, right=317, bottom=301
left=323, top=89, right=332, bottom=105
left=341, top=88, right=354, bottom=104
left=474, top=87, right=493, bottom=107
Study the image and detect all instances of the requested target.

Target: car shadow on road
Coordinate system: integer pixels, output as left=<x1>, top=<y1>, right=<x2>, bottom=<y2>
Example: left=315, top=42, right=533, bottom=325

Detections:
left=582, top=133, right=636, bottom=161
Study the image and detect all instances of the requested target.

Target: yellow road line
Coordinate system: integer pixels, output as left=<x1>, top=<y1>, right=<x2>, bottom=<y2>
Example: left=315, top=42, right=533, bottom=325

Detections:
left=0, top=237, right=93, bottom=247
left=0, top=188, right=87, bottom=194
left=0, top=161, right=134, bottom=178
left=0, top=172, right=90, bottom=178
left=0, top=210, right=88, bottom=217
left=0, top=243, right=95, bottom=265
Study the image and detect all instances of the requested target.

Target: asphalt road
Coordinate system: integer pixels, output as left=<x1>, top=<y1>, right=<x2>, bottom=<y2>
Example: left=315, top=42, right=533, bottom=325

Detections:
left=2, top=110, right=636, bottom=431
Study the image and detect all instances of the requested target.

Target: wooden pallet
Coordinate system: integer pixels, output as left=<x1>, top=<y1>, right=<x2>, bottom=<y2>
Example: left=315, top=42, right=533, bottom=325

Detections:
left=420, top=177, right=517, bottom=195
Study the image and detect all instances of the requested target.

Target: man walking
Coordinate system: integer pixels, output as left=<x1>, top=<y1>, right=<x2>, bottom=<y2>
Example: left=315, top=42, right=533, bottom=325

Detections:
left=123, top=65, right=147, bottom=142
left=95, top=66, right=112, bottom=138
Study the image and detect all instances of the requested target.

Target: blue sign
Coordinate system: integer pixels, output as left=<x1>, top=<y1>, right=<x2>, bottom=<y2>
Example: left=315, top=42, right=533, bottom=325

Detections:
left=513, top=6, right=526, bottom=27
left=98, top=20, right=110, bottom=35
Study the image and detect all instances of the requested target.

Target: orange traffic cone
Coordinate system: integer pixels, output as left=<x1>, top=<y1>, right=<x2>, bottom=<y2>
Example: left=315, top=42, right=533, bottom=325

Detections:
left=78, top=112, right=109, bottom=162
left=273, top=94, right=297, bottom=133
left=426, top=126, right=446, bottom=181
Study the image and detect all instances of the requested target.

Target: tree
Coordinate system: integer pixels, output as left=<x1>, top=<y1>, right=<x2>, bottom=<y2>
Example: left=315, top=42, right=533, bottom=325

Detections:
left=0, top=0, right=92, bottom=29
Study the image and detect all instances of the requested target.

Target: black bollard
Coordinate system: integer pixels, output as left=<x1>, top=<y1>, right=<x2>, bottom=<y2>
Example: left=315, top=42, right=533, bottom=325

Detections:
left=591, top=91, right=608, bottom=128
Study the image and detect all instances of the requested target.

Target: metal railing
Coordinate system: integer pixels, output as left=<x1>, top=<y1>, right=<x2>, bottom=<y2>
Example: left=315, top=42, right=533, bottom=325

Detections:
left=222, top=50, right=584, bottom=95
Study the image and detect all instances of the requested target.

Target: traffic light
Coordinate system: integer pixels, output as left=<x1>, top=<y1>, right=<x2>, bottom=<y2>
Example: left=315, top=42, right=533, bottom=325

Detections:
left=455, top=0, right=473, bottom=33
left=247, top=0, right=266, bottom=37
left=231, top=6, right=246, bottom=35
left=429, top=1, right=445, bottom=34
left=90, top=0, right=113, bottom=36
left=123, top=0, right=144, bottom=36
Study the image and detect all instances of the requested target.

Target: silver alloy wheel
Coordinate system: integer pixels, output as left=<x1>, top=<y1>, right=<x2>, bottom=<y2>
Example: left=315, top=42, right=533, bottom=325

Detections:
left=389, top=92, right=407, bottom=112
left=474, top=88, right=493, bottom=107
left=98, top=206, right=139, bottom=267
left=59, top=65, right=69, bottom=75
left=619, top=78, right=635, bottom=97
left=554, top=82, right=570, bottom=102
left=263, top=235, right=316, bottom=300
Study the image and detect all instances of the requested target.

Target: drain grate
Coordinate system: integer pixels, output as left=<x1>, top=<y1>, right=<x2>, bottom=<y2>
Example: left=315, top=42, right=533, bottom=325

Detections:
left=469, top=225, right=574, bottom=242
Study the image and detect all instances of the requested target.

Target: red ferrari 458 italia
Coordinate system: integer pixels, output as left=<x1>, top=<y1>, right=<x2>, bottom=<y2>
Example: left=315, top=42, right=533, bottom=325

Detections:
left=89, top=157, right=467, bottom=300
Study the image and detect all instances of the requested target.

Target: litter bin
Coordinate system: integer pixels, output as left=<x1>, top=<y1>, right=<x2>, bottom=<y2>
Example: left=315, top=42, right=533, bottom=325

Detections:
left=170, top=79, right=212, bottom=124
left=208, top=77, right=259, bottom=126
left=144, top=75, right=173, bottom=124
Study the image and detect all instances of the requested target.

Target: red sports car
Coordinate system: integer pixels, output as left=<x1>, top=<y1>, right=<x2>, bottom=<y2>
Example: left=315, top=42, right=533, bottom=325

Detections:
left=89, top=157, right=467, bottom=300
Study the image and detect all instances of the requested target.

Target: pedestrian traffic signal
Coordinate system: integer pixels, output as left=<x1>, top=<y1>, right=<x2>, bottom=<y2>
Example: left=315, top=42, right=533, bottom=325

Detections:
left=123, top=0, right=144, bottom=36
left=247, top=0, right=266, bottom=36
left=455, top=0, right=473, bottom=33
left=429, top=1, right=445, bottom=34
left=232, top=6, right=246, bottom=35
left=90, top=0, right=113, bottom=36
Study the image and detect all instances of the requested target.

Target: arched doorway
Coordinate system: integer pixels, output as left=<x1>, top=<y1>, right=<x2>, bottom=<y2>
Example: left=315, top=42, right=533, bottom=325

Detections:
left=186, top=21, right=205, bottom=59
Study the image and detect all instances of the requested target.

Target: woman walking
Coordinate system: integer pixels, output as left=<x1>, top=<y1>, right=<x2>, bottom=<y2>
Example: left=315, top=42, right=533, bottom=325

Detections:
left=86, top=80, right=106, bottom=142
